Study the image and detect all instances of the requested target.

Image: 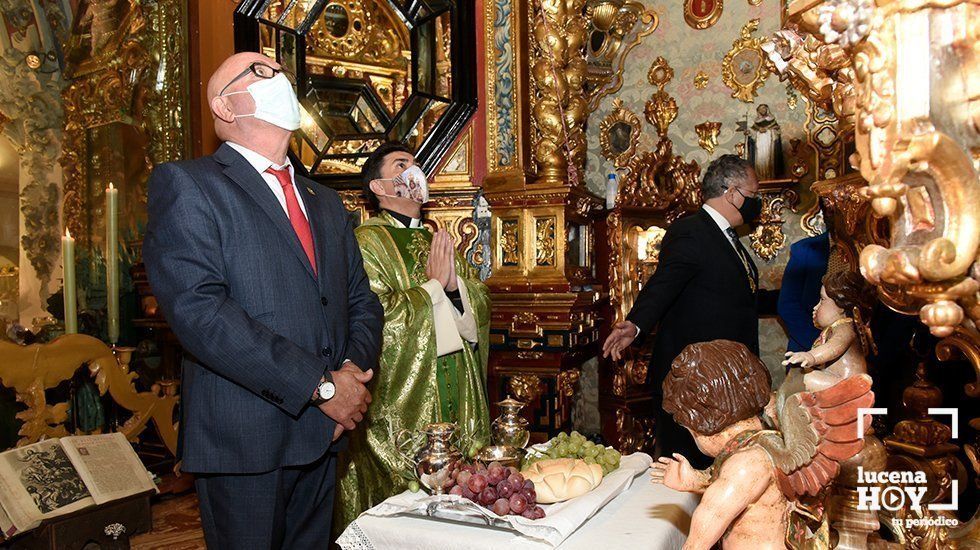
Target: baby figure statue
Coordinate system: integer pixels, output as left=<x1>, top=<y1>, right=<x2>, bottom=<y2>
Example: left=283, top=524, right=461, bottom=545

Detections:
left=652, top=339, right=872, bottom=550
left=782, top=270, right=877, bottom=392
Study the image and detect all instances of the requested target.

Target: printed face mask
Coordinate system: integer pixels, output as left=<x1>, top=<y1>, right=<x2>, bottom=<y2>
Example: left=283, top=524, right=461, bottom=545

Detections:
left=381, top=165, right=428, bottom=204
left=222, top=73, right=301, bottom=131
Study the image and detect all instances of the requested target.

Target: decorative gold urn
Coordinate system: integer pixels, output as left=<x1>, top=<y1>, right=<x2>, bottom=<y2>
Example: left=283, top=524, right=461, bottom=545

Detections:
left=491, top=397, right=531, bottom=450
left=413, top=422, right=463, bottom=494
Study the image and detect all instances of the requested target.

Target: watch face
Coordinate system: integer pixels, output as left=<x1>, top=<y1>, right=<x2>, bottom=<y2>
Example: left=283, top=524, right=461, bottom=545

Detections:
left=319, top=381, right=336, bottom=400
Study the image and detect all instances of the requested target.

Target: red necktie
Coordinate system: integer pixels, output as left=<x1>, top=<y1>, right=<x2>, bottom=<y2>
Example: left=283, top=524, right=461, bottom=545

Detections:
left=265, top=167, right=317, bottom=275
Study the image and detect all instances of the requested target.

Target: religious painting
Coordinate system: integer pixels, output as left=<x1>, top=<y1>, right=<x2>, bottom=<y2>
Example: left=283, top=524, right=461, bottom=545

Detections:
left=722, top=19, right=770, bottom=102
left=599, top=99, right=641, bottom=168
left=684, top=0, right=723, bottom=29
left=64, top=0, right=139, bottom=77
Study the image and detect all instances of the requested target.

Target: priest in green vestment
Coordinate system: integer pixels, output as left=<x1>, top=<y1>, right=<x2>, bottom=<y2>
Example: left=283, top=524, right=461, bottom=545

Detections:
left=334, top=143, right=492, bottom=531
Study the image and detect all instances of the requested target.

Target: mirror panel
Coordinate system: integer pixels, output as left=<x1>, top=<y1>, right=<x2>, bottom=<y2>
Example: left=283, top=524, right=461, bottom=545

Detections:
left=239, top=0, right=475, bottom=186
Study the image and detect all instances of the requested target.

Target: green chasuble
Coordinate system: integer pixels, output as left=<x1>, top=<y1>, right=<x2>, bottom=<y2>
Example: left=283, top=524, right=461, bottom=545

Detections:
left=334, top=211, right=492, bottom=531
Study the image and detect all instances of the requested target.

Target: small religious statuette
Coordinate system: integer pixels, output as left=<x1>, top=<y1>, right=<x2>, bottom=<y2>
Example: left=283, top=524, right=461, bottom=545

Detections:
left=739, top=103, right=784, bottom=180
left=782, top=270, right=876, bottom=393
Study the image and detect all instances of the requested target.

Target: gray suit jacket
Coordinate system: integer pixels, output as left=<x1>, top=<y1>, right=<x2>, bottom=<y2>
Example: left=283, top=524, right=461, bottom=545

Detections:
left=143, top=143, right=383, bottom=474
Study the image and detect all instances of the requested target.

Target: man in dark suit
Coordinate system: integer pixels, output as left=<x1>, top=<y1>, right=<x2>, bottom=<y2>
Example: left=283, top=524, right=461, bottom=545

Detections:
left=602, top=154, right=778, bottom=468
left=143, top=52, right=384, bottom=548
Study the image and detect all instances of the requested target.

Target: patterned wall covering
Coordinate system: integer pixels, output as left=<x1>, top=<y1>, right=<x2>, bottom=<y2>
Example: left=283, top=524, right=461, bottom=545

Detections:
left=585, top=0, right=814, bottom=378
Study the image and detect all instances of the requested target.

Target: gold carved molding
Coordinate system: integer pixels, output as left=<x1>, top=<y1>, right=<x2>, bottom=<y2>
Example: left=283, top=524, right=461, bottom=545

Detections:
left=695, top=121, right=722, bottom=154
left=614, top=407, right=656, bottom=453
left=422, top=189, right=482, bottom=267
left=763, top=29, right=854, bottom=127
left=748, top=178, right=799, bottom=262
left=557, top=368, right=581, bottom=397
left=780, top=0, right=978, bottom=334
left=508, top=374, right=545, bottom=405
left=721, top=19, right=771, bottom=103
left=599, top=99, right=642, bottom=168
left=61, top=0, right=190, bottom=243
left=0, top=335, right=179, bottom=454
left=530, top=0, right=589, bottom=184
left=644, top=57, right=678, bottom=138
left=619, top=138, right=701, bottom=212
left=694, top=71, right=708, bottom=89
left=583, top=0, right=659, bottom=112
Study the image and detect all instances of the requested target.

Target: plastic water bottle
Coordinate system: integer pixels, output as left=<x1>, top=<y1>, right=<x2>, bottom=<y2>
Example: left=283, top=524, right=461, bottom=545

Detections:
left=606, top=173, right=618, bottom=210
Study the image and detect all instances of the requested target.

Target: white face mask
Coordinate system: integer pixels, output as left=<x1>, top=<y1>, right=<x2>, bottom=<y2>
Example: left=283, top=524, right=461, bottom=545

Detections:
left=380, top=165, right=429, bottom=204
left=222, top=73, right=301, bottom=131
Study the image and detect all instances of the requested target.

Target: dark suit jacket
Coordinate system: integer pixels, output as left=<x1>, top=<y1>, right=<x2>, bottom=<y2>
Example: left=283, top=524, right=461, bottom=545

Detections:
left=777, top=232, right=830, bottom=352
left=143, top=143, right=384, bottom=474
left=627, top=208, right=778, bottom=392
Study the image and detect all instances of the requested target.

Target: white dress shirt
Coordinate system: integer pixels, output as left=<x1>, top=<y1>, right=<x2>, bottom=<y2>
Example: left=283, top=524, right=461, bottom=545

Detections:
left=701, top=204, right=737, bottom=251
left=228, top=142, right=356, bottom=371
left=227, top=141, right=309, bottom=220
left=387, top=215, right=479, bottom=353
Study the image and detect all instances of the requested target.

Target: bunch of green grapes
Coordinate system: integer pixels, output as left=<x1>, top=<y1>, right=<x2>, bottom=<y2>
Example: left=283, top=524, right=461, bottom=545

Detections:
left=524, top=431, right=621, bottom=475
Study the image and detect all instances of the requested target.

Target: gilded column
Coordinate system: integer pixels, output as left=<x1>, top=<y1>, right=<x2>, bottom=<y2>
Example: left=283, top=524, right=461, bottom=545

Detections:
left=482, top=0, right=600, bottom=439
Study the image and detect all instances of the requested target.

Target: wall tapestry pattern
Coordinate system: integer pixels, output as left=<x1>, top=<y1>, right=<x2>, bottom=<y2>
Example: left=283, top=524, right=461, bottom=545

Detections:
left=585, top=0, right=813, bottom=375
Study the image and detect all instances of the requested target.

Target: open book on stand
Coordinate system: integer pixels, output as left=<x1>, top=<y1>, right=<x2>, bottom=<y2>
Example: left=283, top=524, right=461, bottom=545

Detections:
left=0, top=432, right=157, bottom=538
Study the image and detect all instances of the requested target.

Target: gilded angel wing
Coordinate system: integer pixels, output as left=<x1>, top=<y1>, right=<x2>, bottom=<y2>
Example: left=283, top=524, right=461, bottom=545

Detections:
left=757, top=374, right=874, bottom=498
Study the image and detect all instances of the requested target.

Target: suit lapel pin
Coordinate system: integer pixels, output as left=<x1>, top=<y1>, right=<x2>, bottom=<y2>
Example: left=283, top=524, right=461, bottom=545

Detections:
left=306, top=187, right=316, bottom=196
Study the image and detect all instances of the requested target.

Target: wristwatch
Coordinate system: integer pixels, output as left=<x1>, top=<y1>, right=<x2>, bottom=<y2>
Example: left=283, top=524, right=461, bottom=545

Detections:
left=311, top=378, right=336, bottom=405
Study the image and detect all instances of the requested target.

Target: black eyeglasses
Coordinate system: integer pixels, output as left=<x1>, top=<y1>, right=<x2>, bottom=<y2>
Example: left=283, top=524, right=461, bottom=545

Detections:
left=219, top=62, right=295, bottom=95
left=726, top=186, right=758, bottom=199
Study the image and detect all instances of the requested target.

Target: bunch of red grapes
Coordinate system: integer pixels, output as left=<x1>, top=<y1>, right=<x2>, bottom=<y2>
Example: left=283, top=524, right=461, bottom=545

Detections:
left=446, top=461, right=546, bottom=519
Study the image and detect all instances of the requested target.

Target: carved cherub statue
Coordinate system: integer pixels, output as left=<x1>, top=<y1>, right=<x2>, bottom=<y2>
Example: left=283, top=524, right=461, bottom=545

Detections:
left=782, top=270, right=877, bottom=392
left=651, top=340, right=872, bottom=550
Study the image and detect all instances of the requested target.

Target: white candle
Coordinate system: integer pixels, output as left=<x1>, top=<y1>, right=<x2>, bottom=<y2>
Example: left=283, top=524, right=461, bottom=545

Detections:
left=106, top=183, right=119, bottom=343
left=63, top=228, right=77, bottom=334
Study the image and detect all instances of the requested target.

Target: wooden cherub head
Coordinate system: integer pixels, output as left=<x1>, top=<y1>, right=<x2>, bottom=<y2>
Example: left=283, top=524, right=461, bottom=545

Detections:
left=654, top=339, right=873, bottom=549
left=662, top=340, right=771, bottom=456
left=814, top=270, right=877, bottom=329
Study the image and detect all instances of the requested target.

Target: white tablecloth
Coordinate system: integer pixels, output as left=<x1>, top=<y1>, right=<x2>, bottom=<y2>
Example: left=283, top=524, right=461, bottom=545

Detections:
left=337, top=469, right=698, bottom=550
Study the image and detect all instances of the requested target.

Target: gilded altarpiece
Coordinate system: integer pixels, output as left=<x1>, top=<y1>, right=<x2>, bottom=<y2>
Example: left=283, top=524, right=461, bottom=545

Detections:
left=776, top=0, right=980, bottom=540
left=61, top=0, right=190, bottom=286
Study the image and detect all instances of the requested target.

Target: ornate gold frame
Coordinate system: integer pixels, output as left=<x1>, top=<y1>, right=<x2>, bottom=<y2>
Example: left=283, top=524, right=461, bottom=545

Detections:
left=599, top=99, right=642, bottom=168
left=644, top=57, right=678, bottom=138
left=683, top=0, right=723, bottom=30
left=584, top=0, right=659, bottom=112
left=721, top=19, right=770, bottom=103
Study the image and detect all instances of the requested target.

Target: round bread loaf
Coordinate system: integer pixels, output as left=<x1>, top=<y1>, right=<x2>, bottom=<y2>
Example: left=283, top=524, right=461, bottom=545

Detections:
left=522, top=458, right=603, bottom=503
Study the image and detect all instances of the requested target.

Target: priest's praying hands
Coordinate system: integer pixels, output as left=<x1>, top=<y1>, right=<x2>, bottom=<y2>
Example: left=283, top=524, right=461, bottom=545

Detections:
left=427, top=230, right=458, bottom=292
